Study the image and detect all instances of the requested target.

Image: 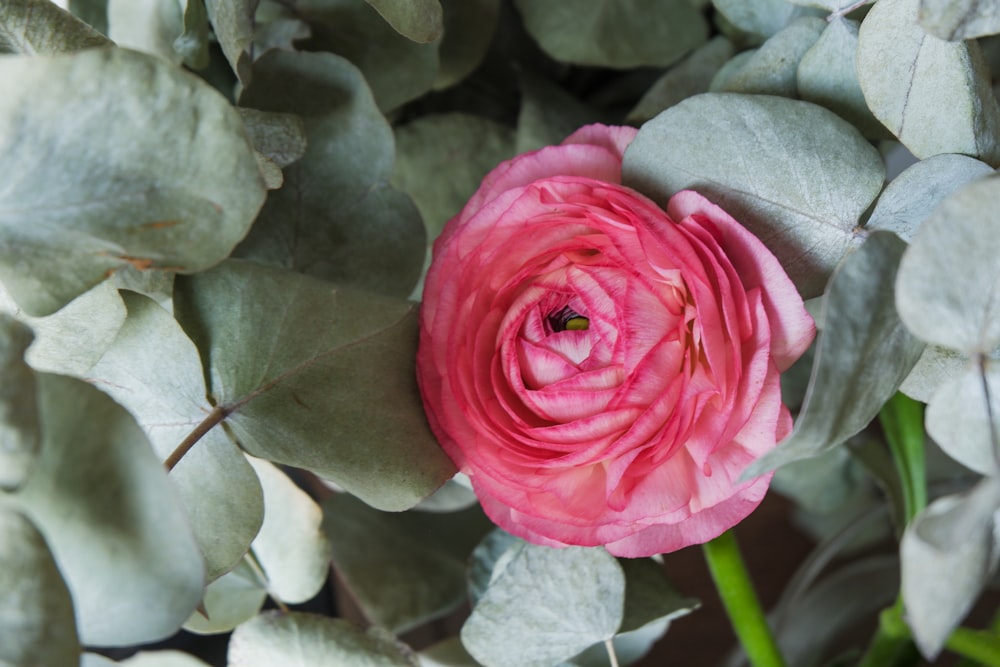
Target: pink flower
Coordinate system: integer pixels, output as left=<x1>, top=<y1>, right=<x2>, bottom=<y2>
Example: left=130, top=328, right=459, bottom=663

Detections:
left=416, top=124, right=814, bottom=557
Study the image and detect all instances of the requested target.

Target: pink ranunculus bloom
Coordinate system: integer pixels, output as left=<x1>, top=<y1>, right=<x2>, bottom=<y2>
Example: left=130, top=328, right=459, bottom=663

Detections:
left=416, top=124, right=815, bottom=557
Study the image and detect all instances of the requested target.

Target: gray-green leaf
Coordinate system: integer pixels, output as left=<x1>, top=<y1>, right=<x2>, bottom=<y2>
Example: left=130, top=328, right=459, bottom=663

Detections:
left=0, top=0, right=111, bottom=53
left=797, top=17, right=885, bottom=137
left=238, top=50, right=425, bottom=296
left=745, top=232, right=925, bottom=477
left=204, top=0, right=256, bottom=83
left=926, top=361, right=1000, bottom=474
left=228, top=611, right=420, bottom=667
left=0, top=47, right=266, bottom=316
left=174, top=259, right=457, bottom=511
left=365, top=0, right=443, bottom=43
left=514, top=0, right=708, bottom=68
left=901, top=476, right=1000, bottom=658
left=627, top=36, right=734, bottom=124
left=323, top=492, right=491, bottom=633
left=107, top=0, right=183, bottom=63
left=461, top=543, right=625, bottom=667
left=0, top=315, right=38, bottom=490
left=0, top=503, right=80, bottom=667
left=712, top=0, right=823, bottom=44
left=710, top=16, right=825, bottom=97
left=435, top=0, right=500, bottom=89
left=919, top=0, right=1000, bottom=40
left=622, top=93, right=885, bottom=298
left=16, top=373, right=205, bottom=646
left=86, top=291, right=264, bottom=581
left=895, top=176, right=1000, bottom=354
left=857, top=0, right=1000, bottom=165
left=866, top=153, right=994, bottom=242
left=247, top=457, right=332, bottom=604
left=183, top=559, right=267, bottom=635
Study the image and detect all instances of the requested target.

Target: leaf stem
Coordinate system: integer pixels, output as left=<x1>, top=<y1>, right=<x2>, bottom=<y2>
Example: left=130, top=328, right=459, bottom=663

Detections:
left=854, top=602, right=919, bottom=667
left=603, top=638, right=620, bottom=667
left=946, top=627, right=1000, bottom=667
left=702, top=530, right=786, bottom=667
left=164, top=404, right=228, bottom=471
left=878, top=392, right=927, bottom=524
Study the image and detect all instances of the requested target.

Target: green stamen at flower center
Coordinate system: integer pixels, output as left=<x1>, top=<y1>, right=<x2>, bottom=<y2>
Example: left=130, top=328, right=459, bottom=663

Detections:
left=549, top=305, right=590, bottom=332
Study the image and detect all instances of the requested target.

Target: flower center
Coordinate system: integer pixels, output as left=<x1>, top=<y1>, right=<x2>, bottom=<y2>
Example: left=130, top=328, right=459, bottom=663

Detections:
left=548, top=305, right=589, bottom=332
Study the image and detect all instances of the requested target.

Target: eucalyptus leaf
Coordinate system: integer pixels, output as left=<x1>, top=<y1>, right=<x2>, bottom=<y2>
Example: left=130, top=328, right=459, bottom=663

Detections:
left=0, top=47, right=266, bottom=316
left=238, top=50, right=425, bottom=296
left=393, top=112, right=515, bottom=243
left=564, top=619, right=672, bottom=667
left=204, top=0, right=256, bottom=83
left=228, top=611, right=420, bottom=667
left=0, top=504, right=79, bottom=667
left=926, top=361, right=1000, bottom=474
left=515, top=73, right=602, bottom=154
left=297, top=0, right=440, bottom=112
left=86, top=291, right=264, bottom=581
left=237, top=108, right=308, bottom=168
left=617, top=558, right=700, bottom=634
left=627, top=36, right=734, bottom=124
left=745, top=233, right=925, bottom=477
left=247, top=457, right=332, bottom=604
left=82, top=654, right=120, bottom=667
left=900, top=344, right=971, bottom=403
left=0, top=277, right=126, bottom=377
left=0, top=0, right=111, bottom=53
left=120, top=651, right=213, bottom=667
left=435, top=0, right=501, bottom=90
left=107, top=0, right=184, bottom=63
left=797, top=17, right=885, bottom=137
left=788, top=0, right=873, bottom=10
left=183, top=559, right=267, bottom=635
left=775, top=556, right=900, bottom=667
left=461, top=543, right=625, bottom=667
left=857, top=0, right=1000, bottom=165
left=712, top=0, right=824, bottom=44
left=919, top=0, right=1000, bottom=40
left=68, top=0, right=109, bottom=35
left=468, top=529, right=519, bottom=607
left=174, top=259, right=457, bottom=511
left=514, top=0, right=708, bottom=68
left=253, top=16, right=310, bottom=55
left=710, top=16, right=825, bottom=96
left=175, top=0, right=210, bottom=69
left=901, top=476, right=1000, bottom=658
left=323, top=492, right=490, bottom=633
left=414, top=474, right=478, bottom=512
left=866, top=153, right=994, bottom=241
left=16, top=373, right=205, bottom=646
left=622, top=93, right=885, bottom=297
left=365, top=0, right=443, bottom=43
left=0, top=315, right=39, bottom=491
left=896, top=176, right=1000, bottom=354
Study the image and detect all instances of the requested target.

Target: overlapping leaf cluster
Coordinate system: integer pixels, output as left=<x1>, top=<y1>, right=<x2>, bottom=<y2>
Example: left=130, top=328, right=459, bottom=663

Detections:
left=2, top=0, right=1000, bottom=665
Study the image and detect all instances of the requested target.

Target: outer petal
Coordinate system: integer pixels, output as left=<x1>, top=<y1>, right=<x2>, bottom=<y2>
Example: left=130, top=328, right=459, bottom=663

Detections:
left=668, top=190, right=815, bottom=370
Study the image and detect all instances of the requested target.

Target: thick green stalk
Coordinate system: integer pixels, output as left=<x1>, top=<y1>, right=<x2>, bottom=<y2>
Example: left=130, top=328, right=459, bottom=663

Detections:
left=702, top=530, right=786, bottom=667
left=878, top=392, right=927, bottom=523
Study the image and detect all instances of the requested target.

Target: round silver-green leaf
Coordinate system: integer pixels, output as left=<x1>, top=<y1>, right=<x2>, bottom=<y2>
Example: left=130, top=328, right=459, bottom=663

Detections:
left=17, top=373, right=205, bottom=646
left=365, top=0, right=443, bottom=43
left=857, top=0, right=1000, bottom=165
left=0, top=47, right=266, bottom=316
left=896, top=176, right=1000, bottom=354
left=0, top=504, right=79, bottom=667
left=0, top=315, right=38, bottom=491
left=867, top=153, right=994, bottom=242
left=919, top=0, right=1000, bottom=41
left=926, top=360, right=1000, bottom=474
left=229, top=611, right=420, bottom=667
left=462, top=543, right=625, bottom=667
left=622, top=93, right=885, bottom=297
left=514, top=0, right=708, bottom=69
left=0, top=0, right=111, bottom=54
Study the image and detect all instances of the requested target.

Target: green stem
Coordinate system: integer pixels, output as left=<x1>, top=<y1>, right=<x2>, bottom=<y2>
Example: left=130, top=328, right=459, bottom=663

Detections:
left=702, top=530, right=786, bottom=667
left=855, top=602, right=918, bottom=667
left=878, top=392, right=927, bottom=524
left=946, top=627, right=1000, bottom=667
